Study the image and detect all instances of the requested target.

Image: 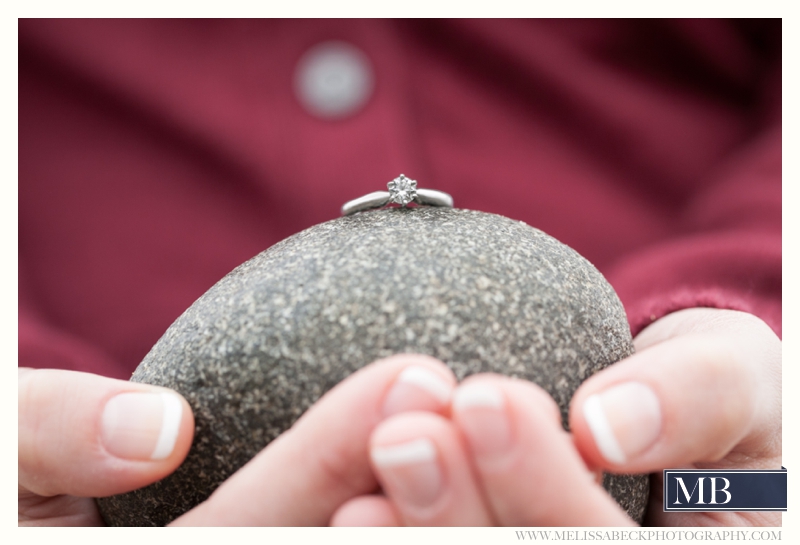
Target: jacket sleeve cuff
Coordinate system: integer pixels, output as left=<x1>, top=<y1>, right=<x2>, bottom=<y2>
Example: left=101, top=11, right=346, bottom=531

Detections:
left=606, top=230, right=781, bottom=339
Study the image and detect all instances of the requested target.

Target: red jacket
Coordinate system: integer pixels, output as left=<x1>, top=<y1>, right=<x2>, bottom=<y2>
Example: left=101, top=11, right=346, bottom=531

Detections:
left=19, top=19, right=781, bottom=380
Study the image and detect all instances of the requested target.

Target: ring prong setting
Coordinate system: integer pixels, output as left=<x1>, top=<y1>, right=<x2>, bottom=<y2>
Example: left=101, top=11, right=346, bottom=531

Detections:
left=387, top=174, right=418, bottom=207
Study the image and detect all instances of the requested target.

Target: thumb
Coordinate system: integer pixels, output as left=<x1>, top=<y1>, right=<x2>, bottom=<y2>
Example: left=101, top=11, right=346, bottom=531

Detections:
left=19, top=368, right=194, bottom=498
left=568, top=309, right=781, bottom=473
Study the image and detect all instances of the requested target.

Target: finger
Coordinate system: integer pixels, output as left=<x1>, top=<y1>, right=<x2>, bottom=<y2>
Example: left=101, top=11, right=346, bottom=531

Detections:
left=634, top=308, right=781, bottom=357
left=370, top=412, right=494, bottom=526
left=18, top=492, right=103, bottom=526
left=18, top=368, right=194, bottom=498
left=172, top=354, right=456, bottom=526
left=330, top=495, right=400, bottom=526
left=452, top=375, right=634, bottom=526
left=569, top=309, right=781, bottom=473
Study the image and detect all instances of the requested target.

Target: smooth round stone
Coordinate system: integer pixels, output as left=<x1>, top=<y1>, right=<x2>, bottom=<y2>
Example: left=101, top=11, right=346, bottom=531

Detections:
left=96, top=208, right=648, bottom=525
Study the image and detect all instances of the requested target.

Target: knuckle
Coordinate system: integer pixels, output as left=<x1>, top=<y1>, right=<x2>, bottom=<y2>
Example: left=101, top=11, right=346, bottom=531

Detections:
left=691, top=339, right=759, bottom=457
left=312, top=442, right=372, bottom=498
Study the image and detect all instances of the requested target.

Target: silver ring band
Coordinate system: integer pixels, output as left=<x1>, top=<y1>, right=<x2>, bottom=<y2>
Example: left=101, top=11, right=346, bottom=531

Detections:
left=341, top=175, right=454, bottom=216
left=340, top=191, right=390, bottom=216
left=417, top=188, right=454, bottom=208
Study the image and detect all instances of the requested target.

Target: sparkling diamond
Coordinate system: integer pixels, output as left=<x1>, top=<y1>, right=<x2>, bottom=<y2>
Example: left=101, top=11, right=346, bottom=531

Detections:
left=387, top=174, right=418, bottom=206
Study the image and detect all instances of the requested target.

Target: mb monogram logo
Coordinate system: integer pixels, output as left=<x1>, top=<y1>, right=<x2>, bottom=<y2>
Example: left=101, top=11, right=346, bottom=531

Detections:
left=672, top=476, right=732, bottom=505
left=663, top=468, right=787, bottom=512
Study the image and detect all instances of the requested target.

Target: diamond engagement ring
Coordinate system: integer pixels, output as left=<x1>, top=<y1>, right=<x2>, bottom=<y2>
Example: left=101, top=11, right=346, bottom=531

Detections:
left=341, top=174, right=454, bottom=216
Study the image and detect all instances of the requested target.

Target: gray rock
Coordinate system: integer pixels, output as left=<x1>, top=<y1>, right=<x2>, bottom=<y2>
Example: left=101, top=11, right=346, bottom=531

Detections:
left=96, top=207, right=648, bottom=525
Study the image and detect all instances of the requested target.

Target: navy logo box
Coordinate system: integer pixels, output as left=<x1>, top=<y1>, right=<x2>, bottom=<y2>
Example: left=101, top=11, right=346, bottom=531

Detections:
left=663, top=468, right=786, bottom=512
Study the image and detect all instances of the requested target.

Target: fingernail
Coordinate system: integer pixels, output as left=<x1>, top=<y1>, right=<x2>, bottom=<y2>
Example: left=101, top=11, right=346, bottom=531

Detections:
left=101, top=392, right=183, bottom=460
left=452, top=382, right=512, bottom=461
left=371, top=438, right=442, bottom=508
left=382, top=366, right=453, bottom=416
left=583, top=382, right=661, bottom=465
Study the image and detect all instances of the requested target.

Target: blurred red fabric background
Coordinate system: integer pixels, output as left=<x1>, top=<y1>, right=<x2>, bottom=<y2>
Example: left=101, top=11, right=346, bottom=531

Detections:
left=18, top=19, right=781, bottom=379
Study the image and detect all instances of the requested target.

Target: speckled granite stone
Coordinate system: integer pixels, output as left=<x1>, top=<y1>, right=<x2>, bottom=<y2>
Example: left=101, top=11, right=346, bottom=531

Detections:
left=96, top=208, right=648, bottom=525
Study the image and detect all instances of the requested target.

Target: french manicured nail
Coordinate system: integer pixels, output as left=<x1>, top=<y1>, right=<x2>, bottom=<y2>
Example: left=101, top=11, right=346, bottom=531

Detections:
left=382, top=366, right=453, bottom=416
left=371, top=438, right=442, bottom=508
left=583, top=382, right=661, bottom=465
left=101, top=392, right=183, bottom=460
left=452, top=382, right=512, bottom=461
